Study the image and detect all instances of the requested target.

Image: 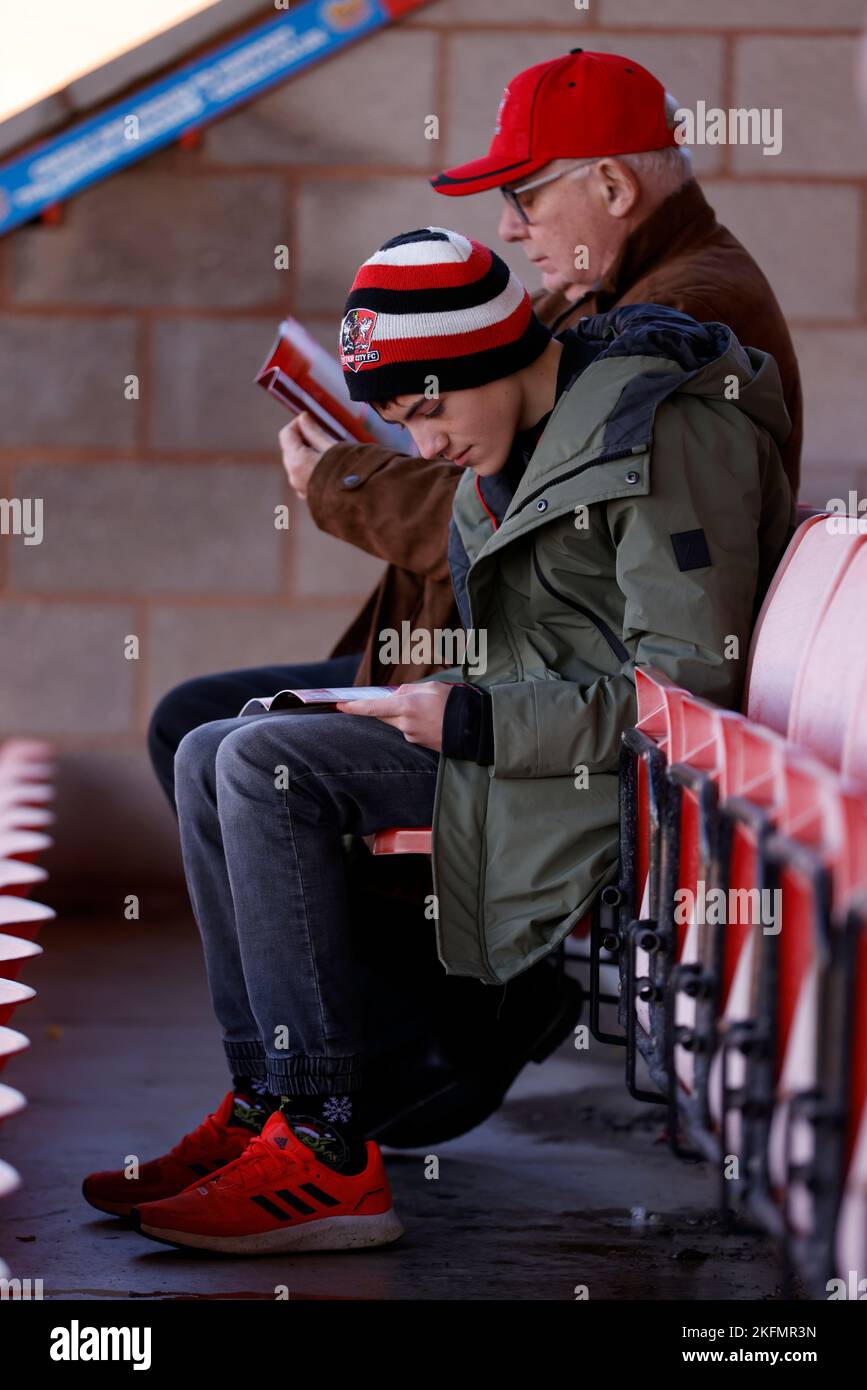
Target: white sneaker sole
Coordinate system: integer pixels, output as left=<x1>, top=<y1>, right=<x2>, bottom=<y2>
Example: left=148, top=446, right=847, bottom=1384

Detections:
left=138, top=1208, right=406, bottom=1255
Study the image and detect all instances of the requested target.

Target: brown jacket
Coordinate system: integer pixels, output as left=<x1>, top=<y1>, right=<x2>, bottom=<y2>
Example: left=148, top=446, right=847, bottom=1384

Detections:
left=307, top=177, right=802, bottom=685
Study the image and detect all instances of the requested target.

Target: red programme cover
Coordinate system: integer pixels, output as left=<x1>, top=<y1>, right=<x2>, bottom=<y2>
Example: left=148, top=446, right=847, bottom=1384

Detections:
left=255, top=318, right=408, bottom=451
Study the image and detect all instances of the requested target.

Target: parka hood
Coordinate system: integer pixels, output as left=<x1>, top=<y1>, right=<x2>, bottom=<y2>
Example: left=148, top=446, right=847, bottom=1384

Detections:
left=566, top=303, right=792, bottom=453
left=448, top=301, right=793, bottom=632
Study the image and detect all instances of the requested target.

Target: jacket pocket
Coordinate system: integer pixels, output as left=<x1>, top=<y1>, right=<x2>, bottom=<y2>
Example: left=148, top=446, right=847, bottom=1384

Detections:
left=531, top=540, right=629, bottom=664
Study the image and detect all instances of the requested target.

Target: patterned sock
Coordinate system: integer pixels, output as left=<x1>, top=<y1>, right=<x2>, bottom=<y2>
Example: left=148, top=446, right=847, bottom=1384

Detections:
left=278, top=1090, right=368, bottom=1175
left=230, top=1075, right=281, bottom=1133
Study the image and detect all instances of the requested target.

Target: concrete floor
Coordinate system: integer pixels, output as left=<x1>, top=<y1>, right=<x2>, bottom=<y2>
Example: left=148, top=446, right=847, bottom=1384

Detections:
left=0, top=906, right=795, bottom=1301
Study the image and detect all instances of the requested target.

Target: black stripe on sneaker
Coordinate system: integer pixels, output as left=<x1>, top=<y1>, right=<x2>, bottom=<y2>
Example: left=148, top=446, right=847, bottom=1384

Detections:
left=273, top=1188, right=317, bottom=1214
left=188, top=1163, right=210, bottom=1176
left=251, top=1194, right=296, bottom=1221
left=299, top=1182, right=340, bottom=1207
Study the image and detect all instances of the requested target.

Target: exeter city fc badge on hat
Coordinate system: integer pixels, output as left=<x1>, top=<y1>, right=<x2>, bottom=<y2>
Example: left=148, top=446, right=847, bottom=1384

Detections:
left=339, top=307, right=380, bottom=372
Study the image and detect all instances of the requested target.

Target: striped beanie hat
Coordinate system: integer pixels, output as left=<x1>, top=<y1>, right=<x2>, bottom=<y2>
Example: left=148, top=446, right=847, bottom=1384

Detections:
left=338, top=226, right=551, bottom=402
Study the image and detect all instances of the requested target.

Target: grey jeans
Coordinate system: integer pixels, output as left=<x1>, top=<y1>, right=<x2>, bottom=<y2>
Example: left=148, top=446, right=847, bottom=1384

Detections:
left=174, top=709, right=440, bottom=1095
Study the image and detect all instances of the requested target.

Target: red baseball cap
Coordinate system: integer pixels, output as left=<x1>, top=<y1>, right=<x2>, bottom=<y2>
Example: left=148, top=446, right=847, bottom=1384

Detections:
left=431, top=50, right=677, bottom=197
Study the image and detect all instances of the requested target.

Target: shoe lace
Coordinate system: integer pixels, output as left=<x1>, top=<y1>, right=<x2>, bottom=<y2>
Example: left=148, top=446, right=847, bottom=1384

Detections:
left=168, top=1111, right=226, bottom=1166
left=207, top=1132, right=314, bottom=1192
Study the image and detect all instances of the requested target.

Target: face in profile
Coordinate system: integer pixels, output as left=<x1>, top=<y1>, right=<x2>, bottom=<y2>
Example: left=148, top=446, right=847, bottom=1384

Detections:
left=375, top=375, right=525, bottom=476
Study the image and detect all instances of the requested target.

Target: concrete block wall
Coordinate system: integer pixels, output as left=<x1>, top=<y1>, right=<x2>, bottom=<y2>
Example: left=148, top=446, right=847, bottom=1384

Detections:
left=0, top=0, right=864, bottom=902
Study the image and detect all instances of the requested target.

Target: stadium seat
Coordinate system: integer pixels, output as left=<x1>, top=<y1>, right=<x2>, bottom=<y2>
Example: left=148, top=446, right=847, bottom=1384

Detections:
left=0, top=932, right=43, bottom=982
left=788, top=542, right=867, bottom=771
left=0, top=1025, right=30, bottom=1075
left=0, top=806, right=54, bottom=832
left=741, top=756, right=851, bottom=1236
left=0, top=979, right=36, bottom=1028
left=0, top=782, right=53, bottom=809
left=0, top=1159, right=21, bottom=1201
left=743, top=515, right=864, bottom=734
left=769, top=785, right=867, bottom=1290
left=0, top=829, right=52, bottom=862
left=0, top=897, right=56, bottom=943
left=0, top=742, right=56, bottom=786
left=663, top=696, right=747, bottom=1146
left=365, top=827, right=432, bottom=855
left=0, top=740, right=54, bottom=764
left=590, top=500, right=867, bottom=1290
left=0, top=859, right=48, bottom=896
left=712, top=722, right=833, bottom=1165
left=0, top=740, right=53, bottom=1281
left=0, top=1082, right=26, bottom=1124
left=842, top=655, right=867, bottom=785
left=604, top=668, right=684, bottom=1085
left=835, top=894, right=867, bottom=1285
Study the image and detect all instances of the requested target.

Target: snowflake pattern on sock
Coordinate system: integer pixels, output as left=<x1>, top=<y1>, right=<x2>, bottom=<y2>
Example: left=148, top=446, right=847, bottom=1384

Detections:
left=322, top=1095, right=353, bottom=1125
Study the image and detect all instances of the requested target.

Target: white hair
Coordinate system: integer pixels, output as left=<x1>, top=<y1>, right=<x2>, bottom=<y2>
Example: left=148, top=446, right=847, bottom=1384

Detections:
left=616, top=91, right=693, bottom=194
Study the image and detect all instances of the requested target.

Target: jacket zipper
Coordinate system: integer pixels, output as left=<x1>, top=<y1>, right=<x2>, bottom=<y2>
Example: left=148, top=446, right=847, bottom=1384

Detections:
left=531, top=541, right=630, bottom=664
left=509, top=446, right=643, bottom=519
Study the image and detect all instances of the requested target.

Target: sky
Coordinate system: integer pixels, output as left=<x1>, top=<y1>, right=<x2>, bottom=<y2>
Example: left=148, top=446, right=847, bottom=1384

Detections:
left=0, top=0, right=222, bottom=124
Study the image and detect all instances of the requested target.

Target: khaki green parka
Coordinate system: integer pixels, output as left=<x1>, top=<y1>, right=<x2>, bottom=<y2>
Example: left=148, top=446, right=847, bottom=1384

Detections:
left=424, top=304, right=795, bottom=985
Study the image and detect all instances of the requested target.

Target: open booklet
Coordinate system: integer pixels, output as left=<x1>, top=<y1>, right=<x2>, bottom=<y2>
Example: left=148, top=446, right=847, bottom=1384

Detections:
left=255, top=317, right=412, bottom=453
left=239, top=686, right=400, bottom=716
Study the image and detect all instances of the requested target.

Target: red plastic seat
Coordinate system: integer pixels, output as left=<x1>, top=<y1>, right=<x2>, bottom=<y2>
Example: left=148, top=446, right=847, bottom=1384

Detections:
left=842, top=658, right=867, bottom=785
left=0, top=859, right=47, bottom=896
left=0, top=806, right=54, bottom=832
left=630, top=666, right=685, bottom=923
left=0, top=978, right=36, bottom=1028
left=0, top=932, right=43, bottom=982
left=0, top=762, right=55, bottom=784
left=0, top=740, right=54, bottom=763
left=743, top=515, right=864, bottom=735
left=835, top=896, right=867, bottom=1279
left=0, top=782, right=54, bottom=809
left=0, top=1025, right=29, bottom=1075
left=0, top=829, right=52, bottom=862
left=0, top=1158, right=21, bottom=1200
left=0, top=1081, right=26, bottom=1124
left=764, top=759, right=849, bottom=1182
left=0, top=740, right=56, bottom=786
left=0, top=897, right=56, bottom=943
left=665, top=695, right=744, bottom=1094
left=707, top=719, right=789, bottom=1131
left=365, top=827, right=432, bottom=855
left=634, top=665, right=687, bottom=758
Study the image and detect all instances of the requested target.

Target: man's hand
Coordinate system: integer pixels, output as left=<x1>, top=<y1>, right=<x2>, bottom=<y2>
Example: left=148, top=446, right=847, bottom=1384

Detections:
left=278, top=411, right=335, bottom=500
left=335, top=682, right=452, bottom=751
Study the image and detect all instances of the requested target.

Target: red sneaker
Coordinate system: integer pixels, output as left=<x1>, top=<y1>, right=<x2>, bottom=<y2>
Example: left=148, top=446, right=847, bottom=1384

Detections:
left=133, top=1110, right=405, bottom=1254
left=82, top=1092, right=257, bottom=1217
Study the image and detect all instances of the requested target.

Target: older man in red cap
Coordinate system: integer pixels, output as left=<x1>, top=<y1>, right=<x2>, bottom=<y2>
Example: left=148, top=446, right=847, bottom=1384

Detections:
left=281, top=50, right=801, bottom=694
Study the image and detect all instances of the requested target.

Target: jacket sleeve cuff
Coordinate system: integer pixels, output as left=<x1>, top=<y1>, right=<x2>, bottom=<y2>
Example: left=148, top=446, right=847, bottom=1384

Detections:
left=442, top=684, right=494, bottom=765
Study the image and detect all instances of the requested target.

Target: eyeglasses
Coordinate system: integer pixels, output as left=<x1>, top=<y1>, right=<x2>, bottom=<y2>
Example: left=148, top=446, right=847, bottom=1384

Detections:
left=500, top=158, right=598, bottom=224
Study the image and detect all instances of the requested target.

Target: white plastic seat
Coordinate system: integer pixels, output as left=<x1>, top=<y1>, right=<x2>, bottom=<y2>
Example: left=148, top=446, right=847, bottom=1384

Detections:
left=743, top=516, right=865, bottom=734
